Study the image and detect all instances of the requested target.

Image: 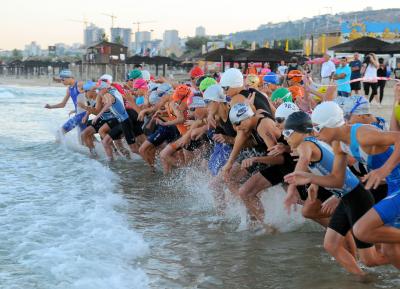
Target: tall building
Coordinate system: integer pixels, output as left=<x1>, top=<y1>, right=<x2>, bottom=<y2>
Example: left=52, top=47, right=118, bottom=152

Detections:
left=111, top=28, right=132, bottom=48
left=195, top=26, right=206, bottom=37
left=24, top=41, right=42, bottom=57
left=54, top=43, right=68, bottom=55
left=84, top=24, right=105, bottom=47
left=135, top=31, right=151, bottom=44
left=163, top=30, right=180, bottom=48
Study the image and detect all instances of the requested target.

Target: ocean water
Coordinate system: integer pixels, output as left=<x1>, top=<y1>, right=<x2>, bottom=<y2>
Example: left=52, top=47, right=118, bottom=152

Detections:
left=0, top=86, right=148, bottom=289
left=1, top=85, right=399, bottom=289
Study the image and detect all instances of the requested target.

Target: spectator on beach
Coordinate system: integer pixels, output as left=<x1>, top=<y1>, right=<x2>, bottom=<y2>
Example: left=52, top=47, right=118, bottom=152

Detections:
left=394, top=62, right=400, bottom=80
left=361, top=53, right=379, bottom=104
left=334, top=57, right=351, bottom=97
left=283, top=57, right=303, bottom=85
left=277, top=60, right=288, bottom=77
left=320, top=54, right=336, bottom=85
left=287, top=57, right=302, bottom=74
left=389, top=54, right=397, bottom=73
left=303, top=63, right=311, bottom=75
left=349, top=52, right=362, bottom=94
left=261, top=63, right=271, bottom=75
left=377, top=58, right=388, bottom=104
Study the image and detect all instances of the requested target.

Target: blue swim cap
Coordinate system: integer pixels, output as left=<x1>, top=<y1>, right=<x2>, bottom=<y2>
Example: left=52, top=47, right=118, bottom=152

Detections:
left=59, top=69, right=73, bottom=79
left=83, top=80, right=96, bottom=91
left=136, top=96, right=145, bottom=106
left=263, top=72, right=278, bottom=84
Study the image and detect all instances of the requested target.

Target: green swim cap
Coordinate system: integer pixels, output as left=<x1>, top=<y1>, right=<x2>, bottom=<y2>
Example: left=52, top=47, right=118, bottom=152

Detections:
left=199, top=77, right=217, bottom=92
left=128, top=69, right=142, bottom=80
left=271, top=87, right=293, bottom=103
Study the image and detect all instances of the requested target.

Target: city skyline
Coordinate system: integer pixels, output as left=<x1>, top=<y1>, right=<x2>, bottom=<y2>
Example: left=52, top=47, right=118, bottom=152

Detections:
left=1, top=0, right=399, bottom=50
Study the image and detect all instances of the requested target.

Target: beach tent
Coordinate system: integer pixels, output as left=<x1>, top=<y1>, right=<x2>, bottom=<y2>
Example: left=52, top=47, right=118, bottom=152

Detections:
left=233, top=48, right=304, bottom=63
left=382, top=42, right=400, bottom=54
left=125, top=55, right=181, bottom=76
left=202, top=48, right=248, bottom=71
left=328, top=36, right=390, bottom=54
left=203, top=48, right=248, bottom=62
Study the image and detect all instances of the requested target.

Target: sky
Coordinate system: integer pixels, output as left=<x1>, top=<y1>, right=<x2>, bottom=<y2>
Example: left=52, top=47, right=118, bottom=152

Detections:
left=0, top=0, right=399, bottom=50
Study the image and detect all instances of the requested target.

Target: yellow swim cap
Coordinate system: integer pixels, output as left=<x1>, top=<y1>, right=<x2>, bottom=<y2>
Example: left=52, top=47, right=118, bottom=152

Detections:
left=395, top=102, right=400, bottom=122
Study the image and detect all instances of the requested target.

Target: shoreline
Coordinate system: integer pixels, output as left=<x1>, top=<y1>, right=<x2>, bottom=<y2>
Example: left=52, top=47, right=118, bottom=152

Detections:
left=0, top=76, right=63, bottom=87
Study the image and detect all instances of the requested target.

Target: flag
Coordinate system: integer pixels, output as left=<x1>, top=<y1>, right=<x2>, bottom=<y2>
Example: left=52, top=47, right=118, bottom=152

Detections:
left=264, top=41, right=269, bottom=48
left=305, top=39, right=310, bottom=56
left=251, top=41, right=256, bottom=51
left=285, top=40, right=289, bottom=52
left=228, top=42, right=234, bottom=50
left=321, top=34, right=326, bottom=54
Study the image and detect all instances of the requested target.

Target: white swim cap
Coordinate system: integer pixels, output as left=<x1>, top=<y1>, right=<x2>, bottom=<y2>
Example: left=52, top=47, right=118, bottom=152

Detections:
left=229, top=103, right=254, bottom=125
left=311, top=101, right=345, bottom=130
left=220, top=68, right=244, bottom=88
left=275, top=102, right=300, bottom=120
left=203, top=84, right=227, bottom=103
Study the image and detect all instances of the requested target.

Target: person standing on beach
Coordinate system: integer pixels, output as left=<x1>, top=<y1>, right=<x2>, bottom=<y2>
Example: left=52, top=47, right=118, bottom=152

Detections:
left=361, top=53, right=379, bottom=105
left=349, top=53, right=362, bottom=95
left=334, top=57, right=351, bottom=97
left=44, top=69, right=84, bottom=139
left=320, top=54, right=336, bottom=85
left=377, top=58, right=388, bottom=105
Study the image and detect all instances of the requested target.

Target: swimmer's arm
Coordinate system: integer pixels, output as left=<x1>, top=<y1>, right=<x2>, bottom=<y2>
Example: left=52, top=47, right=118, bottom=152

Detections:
left=309, top=141, right=346, bottom=189
left=284, top=143, right=313, bottom=207
left=90, top=94, right=104, bottom=115
left=324, top=84, right=337, bottom=101
left=225, top=130, right=250, bottom=166
left=94, top=94, right=113, bottom=120
left=187, top=119, right=205, bottom=129
left=359, top=127, right=400, bottom=174
left=78, top=102, right=94, bottom=113
left=47, top=89, right=70, bottom=109
left=294, top=142, right=313, bottom=172
left=294, top=143, right=320, bottom=200
left=123, top=91, right=139, bottom=111
left=162, top=106, right=185, bottom=126
left=257, top=119, right=279, bottom=149
left=158, top=76, right=179, bottom=89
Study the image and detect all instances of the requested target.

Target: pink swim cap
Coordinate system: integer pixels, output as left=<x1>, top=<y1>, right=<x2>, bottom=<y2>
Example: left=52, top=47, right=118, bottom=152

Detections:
left=133, top=78, right=148, bottom=90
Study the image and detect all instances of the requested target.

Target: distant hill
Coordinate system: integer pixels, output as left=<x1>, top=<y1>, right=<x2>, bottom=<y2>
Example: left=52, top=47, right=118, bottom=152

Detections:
left=226, top=8, right=400, bottom=44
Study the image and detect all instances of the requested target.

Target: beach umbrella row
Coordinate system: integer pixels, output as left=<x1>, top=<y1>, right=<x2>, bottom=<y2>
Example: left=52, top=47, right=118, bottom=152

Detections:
left=328, top=36, right=400, bottom=54
left=202, top=48, right=305, bottom=63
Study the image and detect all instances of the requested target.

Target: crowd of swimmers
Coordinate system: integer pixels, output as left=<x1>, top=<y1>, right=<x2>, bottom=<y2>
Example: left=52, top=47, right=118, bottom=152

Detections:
left=44, top=63, right=400, bottom=278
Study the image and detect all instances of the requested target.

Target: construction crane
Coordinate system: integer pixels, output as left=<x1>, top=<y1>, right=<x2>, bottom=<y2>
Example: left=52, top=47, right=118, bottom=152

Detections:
left=67, top=18, right=93, bottom=28
left=102, top=13, right=117, bottom=28
left=132, top=21, right=156, bottom=33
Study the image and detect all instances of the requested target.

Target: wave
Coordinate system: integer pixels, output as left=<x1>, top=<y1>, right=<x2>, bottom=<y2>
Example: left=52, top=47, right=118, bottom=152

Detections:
left=0, top=85, right=65, bottom=98
left=0, top=90, right=150, bottom=289
left=163, top=165, right=311, bottom=233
